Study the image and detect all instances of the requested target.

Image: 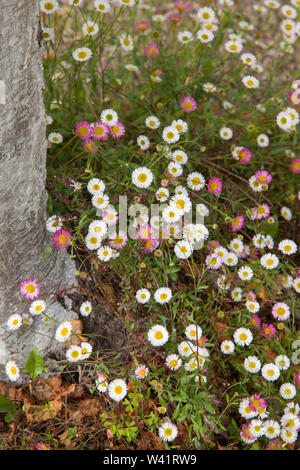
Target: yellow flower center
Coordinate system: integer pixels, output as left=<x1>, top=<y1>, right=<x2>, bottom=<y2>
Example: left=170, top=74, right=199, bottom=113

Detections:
left=115, top=386, right=123, bottom=394
left=25, top=284, right=36, bottom=294
left=154, top=331, right=163, bottom=340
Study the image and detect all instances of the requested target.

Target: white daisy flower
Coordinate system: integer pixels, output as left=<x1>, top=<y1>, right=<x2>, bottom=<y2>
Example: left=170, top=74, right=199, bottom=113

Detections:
left=42, top=27, right=55, bottom=41
left=280, top=428, right=298, bottom=444
left=284, top=402, right=299, bottom=416
left=136, top=288, right=151, bottom=304
left=174, top=240, right=193, bottom=259
left=137, top=135, right=150, bottom=150
left=225, top=40, right=243, bottom=53
left=172, top=150, right=188, bottom=165
left=158, top=422, right=178, bottom=442
left=278, top=239, right=297, bottom=255
left=219, top=127, right=233, bottom=140
left=97, top=245, right=113, bottom=262
left=29, top=300, right=46, bottom=315
left=238, top=266, right=254, bottom=281
left=82, top=21, right=99, bottom=36
left=92, top=192, right=110, bottom=210
left=154, top=287, right=172, bottom=304
left=132, top=167, right=153, bottom=188
left=261, top=363, right=280, bottom=382
left=66, top=345, right=82, bottom=362
left=80, top=301, right=92, bottom=316
left=245, top=300, right=260, bottom=314
left=40, top=0, right=59, bottom=14
left=260, top=253, right=279, bottom=270
left=85, top=233, right=102, bottom=250
left=48, top=132, right=63, bottom=144
left=264, top=420, right=280, bottom=439
left=231, top=287, right=242, bottom=301
left=197, top=29, right=214, bottom=43
left=145, top=116, right=160, bottom=129
left=119, top=33, right=134, bottom=51
left=242, top=75, right=259, bottom=89
left=275, top=355, right=290, bottom=371
left=249, top=419, right=265, bottom=438
left=5, top=361, right=20, bottom=382
left=94, top=0, right=111, bottom=13
left=100, top=109, right=118, bottom=126
left=178, top=30, right=193, bottom=44
left=80, top=342, right=93, bottom=359
left=187, top=172, right=206, bottom=191
left=162, top=205, right=182, bottom=224
left=293, top=277, right=300, bottom=293
left=7, top=314, right=22, bottom=331
left=87, top=178, right=105, bottom=195
left=72, top=47, right=92, bottom=62
left=108, top=379, right=127, bottom=402
left=221, top=340, right=235, bottom=355
left=162, top=126, right=180, bottom=144
left=156, top=187, right=169, bottom=202
left=178, top=341, right=194, bottom=357
left=88, top=220, right=107, bottom=238
left=171, top=119, right=188, bottom=134
left=167, top=161, right=183, bottom=177
left=185, top=324, right=202, bottom=341
left=257, top=133, right=269, bottom=147
left=165, top=354, right=182, bottom=370
left=281, top=414, right=300, bottom=431
left=279, top=382, right=296, bottom=399
left=147, top=324, right=169, bottom=346
left=55, top=321, right=72, bottom=343
left=244, top=356, right=261, bottom=373
left=233, top=328, right=253, bottom=346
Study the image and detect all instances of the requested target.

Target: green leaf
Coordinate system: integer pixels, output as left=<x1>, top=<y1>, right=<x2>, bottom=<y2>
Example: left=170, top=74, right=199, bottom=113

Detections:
left=0, top=394, right=18, bottom=423
left=43, top=246, right=53, bottom=260
left=24, top=347, right=44, bottom=381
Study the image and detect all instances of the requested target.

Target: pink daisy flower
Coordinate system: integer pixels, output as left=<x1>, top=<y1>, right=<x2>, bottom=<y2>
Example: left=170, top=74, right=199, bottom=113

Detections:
left=240, top=424, right=256, bottom=442
left=267, top=439, right=283, bottom=450
left=109, top=231, right=128, bottom=250
left=238, top=147, right=252, bottom=164
left=231, top=215, right=245, bottom=232
left=249, top=394, right=266, bottom=412
left=135, top=21, right=150, bottom=32
left=255, top=204, right=270, bottom=220
left=296, top=371, right=300, bottom=387
left=261, top=323, right=276, bottom=338
left=168, top=14, right=181, bottom=24
left=52, top=229, right=71, bottom=248
left=110, top=121, right=125, bottom=139
left=249, top=246, right=259, bottom=259
left=250, top=314, right=261, bottom=328
left=205, top=254, right=222, bottom=270
left=175, top=1, right=190, bottom=12
left=84, top=139, right=97, bottom=153
left=239, top=244, right=251, bottom=259
left=272, top=302, right=290, bottom=321
left=180, top=96, right=197, bottom=113
left=36, top=442, right=50, bottom=450
left=288, top=91, right=300, bottom=105
left=290, top=159, right=300, bottom=174
left=254, top=170, right=272, bottom=186
left=137, top=224, right=154, bottom=241
left=145, top=43, right=159, bottom=58
left=75, top=121, right=93, bottom=140
left=143, top=238, right=160, bottom=253
left=20, top=279, right=40, bottom=300
left=246, top=291, right=256, bottom=301
left=207, top=177, right=222, bottom=195
left=92, top=121, right=110, bottom=141
left=102, top=206, right=119, bottom=226
left=135, top=365, right=149, bottom=380
left=207, top=240, right=221, bottom=252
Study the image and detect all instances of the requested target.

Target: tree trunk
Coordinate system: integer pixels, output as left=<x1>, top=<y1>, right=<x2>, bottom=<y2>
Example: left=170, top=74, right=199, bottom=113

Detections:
left=0, top=0, right=77, bottom=381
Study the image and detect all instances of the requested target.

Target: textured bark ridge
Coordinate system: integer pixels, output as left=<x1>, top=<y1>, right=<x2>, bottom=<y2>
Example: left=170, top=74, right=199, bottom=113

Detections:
left=0, top=1, right=77, bottom=381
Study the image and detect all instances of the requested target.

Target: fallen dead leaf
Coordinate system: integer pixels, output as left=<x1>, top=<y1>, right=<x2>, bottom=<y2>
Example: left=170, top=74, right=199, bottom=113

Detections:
left=25, top=399, right=63, bottom=424
left=67, top=398, right=104, bottom=422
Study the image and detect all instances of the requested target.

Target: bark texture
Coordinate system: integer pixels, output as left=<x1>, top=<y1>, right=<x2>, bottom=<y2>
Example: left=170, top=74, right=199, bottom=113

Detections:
left=0, top=0, right=77, bottom=381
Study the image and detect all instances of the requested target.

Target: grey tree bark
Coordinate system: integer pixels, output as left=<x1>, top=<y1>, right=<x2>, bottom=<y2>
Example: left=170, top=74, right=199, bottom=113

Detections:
left=0, top=0, right=77, bottom=381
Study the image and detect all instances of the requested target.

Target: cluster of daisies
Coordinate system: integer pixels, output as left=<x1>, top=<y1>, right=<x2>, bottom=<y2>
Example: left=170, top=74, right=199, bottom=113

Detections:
left=74, top=109, right=125, bottom=154
left=239, top=393, right=299, bottom=445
